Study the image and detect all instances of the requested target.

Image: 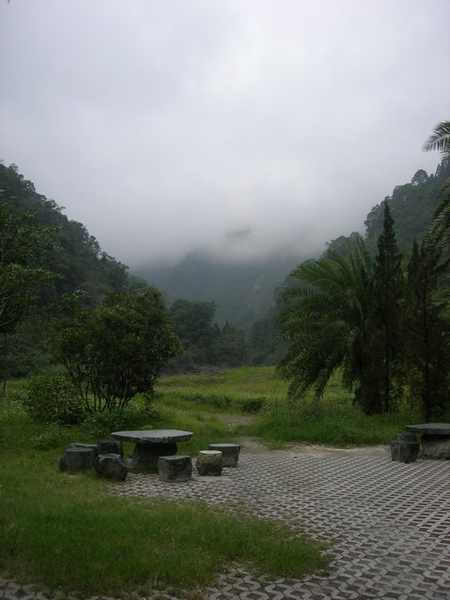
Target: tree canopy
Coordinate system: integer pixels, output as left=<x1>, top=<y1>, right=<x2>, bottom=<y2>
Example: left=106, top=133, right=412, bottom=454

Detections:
left=52, top=288, right=180, bottom=412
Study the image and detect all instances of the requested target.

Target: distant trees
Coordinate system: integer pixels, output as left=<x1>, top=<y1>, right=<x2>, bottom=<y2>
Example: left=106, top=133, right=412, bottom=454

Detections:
left=167, top=299, right=249, bottom=369
left=52, top=288, right=180, bottom=412
left=277, top=207, right=450, bottom=418
left=0, top=161, right=142, bottom=378
left=277, top=122, right=450, bottom=419
left=0, top=200, right=56, bottom=386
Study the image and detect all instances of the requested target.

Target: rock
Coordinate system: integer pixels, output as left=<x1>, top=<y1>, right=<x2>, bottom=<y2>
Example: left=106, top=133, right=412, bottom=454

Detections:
left=208, top=443, right=240, bottom=467
left=196, top=450, right=223, bottom=476
left=70, top=443, right=98, bottom=467
left=390, top=432, right=420, bottom=464
left=95, top=453, right=128, bottom=481
left=158, top=455, right=192, bottom=482
left=59, top=446, right=96, bottom=472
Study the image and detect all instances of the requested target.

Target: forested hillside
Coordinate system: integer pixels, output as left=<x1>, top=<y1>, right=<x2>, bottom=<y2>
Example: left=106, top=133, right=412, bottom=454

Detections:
left=0, top=162, right=146, bottom=378
left=1, top=156, right=448, bottom=374
left=136, top=252, right=302, bottom=327
left=328, top=159, right=450, bottom=256
left=136, top=158, right=450, bottom=333
left=0, top=162, right=141, bottom=304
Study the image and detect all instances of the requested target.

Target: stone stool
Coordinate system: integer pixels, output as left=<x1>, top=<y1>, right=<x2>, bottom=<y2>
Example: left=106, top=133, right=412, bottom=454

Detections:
left=95, top=453, right=128, bottom=481
left=196, top=450, right=223, bottom=476
left=208, top=443, right=240, bottom=467
left=390, top=432, right=420, bottom=464
left=59, top=446, right=97, bottom=472
left=158, top=455, right=192, bottom=482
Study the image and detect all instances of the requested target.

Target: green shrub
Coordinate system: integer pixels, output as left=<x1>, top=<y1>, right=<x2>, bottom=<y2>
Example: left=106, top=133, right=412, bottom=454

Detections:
left=30, top=425, right=66, bottom=450
left=83, top=403, right=161, bottom=439
left=23, top=375, right=86, bottom=425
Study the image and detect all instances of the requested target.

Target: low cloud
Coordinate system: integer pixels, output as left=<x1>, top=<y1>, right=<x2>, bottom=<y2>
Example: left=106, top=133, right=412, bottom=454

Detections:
left=0, top=0, right=448, bottom=268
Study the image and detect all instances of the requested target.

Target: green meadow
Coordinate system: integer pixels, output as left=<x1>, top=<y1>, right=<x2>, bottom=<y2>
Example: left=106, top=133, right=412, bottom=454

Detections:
left=0, top=366, right=419, bottom=598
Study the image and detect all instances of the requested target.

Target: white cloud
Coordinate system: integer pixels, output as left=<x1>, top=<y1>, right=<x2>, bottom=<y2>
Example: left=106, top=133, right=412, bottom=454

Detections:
left=0, top=0, right=448, bottom=268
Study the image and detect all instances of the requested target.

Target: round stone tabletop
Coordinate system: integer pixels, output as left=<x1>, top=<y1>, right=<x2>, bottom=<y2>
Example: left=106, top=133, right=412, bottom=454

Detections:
left=111, top=429, right=193, bottom=444
left=406, top=423, right=450, bottom=435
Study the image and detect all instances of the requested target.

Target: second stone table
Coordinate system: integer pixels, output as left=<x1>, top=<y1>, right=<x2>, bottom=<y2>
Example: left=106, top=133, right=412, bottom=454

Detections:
left=111, top=429, right=193, bottom=472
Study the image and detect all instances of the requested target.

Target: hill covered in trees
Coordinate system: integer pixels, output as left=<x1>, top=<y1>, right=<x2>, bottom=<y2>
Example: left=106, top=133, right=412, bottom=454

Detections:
left=1, top=155, right=448, bottom=374
left=137, top=158, right=450, bottom=331
left=0, top=162, right=142, bottom=304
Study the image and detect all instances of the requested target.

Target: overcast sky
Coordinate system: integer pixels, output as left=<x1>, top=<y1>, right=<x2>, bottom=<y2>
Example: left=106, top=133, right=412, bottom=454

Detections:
left=1, top=0, right=449, bottom=268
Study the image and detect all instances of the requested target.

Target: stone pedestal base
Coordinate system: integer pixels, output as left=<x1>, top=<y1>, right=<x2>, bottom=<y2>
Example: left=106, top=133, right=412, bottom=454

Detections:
left=132, top=442, right=177, bottom=472
left=196, top=450, right=223, bottom=476
left=420, top=435, right=450, bottom=459
left=158, top=455, right=192, bottom=482
left=208, top=443, right=240, bottom=467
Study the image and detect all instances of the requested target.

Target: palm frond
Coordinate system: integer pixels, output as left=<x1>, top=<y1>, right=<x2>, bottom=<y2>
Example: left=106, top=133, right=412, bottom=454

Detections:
left=422, top=121, right=450, bottom=156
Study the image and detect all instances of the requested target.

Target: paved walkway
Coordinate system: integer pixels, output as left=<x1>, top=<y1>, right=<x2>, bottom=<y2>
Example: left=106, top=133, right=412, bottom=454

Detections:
left=2, top=441, right=450, bottom=599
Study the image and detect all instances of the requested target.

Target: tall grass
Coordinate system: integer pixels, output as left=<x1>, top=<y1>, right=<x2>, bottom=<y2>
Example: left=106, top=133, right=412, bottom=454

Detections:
left=1, top=454, right=328, bottom=597
left=157, top=367, right=420, bottom=447
left=0, top=366, right=424, bottom=597
left=0, top=379, right=329, bottom=598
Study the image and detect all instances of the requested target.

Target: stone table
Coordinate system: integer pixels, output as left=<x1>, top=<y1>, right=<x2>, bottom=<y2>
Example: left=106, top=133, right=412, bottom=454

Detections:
left=406, top=423, right=450, bottom=459
left=111, top=429, right=193, bottom=472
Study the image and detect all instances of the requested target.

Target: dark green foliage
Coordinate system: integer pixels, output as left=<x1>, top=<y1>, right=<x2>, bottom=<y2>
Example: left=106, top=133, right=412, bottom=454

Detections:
left=0, top=200, right=57, bottom=384
left=403, top=241, right=450, bottom=420
left=248, top=307, right=285, bottom=366
left=0, top=162, right=131, bottom=306
left=213, top=321, right=249, bottom=366
left=52, top=287, right=180, bottom=412
left=277, top=236, right=375, bottom=402
left=278, top=202, right=450, bottom=419
left=23, top=375, right=86, bottom=425
left=0, top=162, right=147, bottom=378
left=167, top=298, right=249, bottom=369
left=364, top=160, right=450, bottom=254
left=356, top=203, right=404, bottom=414
left=168, top=299, right=217, bottom=364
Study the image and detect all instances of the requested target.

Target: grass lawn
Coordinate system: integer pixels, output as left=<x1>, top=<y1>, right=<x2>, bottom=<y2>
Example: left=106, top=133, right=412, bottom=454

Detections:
left=0, top=366, right=423, bottom=597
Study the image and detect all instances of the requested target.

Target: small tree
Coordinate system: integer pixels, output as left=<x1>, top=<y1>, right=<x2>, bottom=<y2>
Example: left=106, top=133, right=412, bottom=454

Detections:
left=53, top=287, right=180, bottom=412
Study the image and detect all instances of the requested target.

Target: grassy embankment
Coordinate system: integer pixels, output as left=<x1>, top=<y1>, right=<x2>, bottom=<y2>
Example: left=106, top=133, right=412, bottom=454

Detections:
left=0, top=366, right=420, bottom=598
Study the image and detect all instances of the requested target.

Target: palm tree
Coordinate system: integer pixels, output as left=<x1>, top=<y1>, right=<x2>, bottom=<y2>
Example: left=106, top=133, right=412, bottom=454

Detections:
left=277, top=236, right=375, bottom=403
left=423, top=120, right=450, bottom=250
left=422, top=121, right=450, bottom=155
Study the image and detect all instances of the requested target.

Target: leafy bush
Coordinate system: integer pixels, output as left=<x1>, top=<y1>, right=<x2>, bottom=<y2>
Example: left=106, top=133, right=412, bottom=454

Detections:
left=30, top=425, right=66, bottom=450
left=23, top=375, right=86, bottom=425
left=83, top=403, right=161, bottom=439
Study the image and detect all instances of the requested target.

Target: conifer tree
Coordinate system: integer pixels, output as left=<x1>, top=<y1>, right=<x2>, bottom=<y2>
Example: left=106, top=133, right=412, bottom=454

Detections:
left=372, top=201, right=404, bottom=413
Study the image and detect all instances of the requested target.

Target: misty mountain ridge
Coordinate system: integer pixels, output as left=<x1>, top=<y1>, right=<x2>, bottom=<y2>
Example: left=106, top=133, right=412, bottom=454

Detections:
left=133, top=160, right=450, bottom=328
left=134, top=251, right=305, bottom=327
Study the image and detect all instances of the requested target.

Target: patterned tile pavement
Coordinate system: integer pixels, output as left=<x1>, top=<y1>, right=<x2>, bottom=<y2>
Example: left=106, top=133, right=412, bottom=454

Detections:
left=2, top=441, right=449, bottom=599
